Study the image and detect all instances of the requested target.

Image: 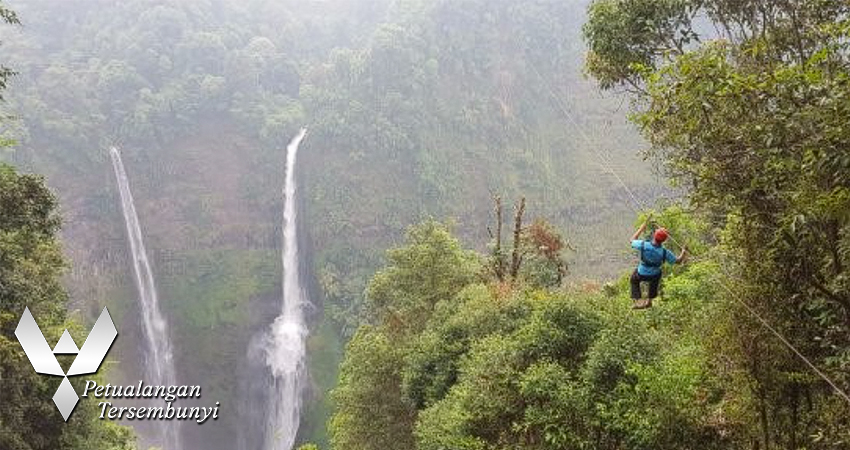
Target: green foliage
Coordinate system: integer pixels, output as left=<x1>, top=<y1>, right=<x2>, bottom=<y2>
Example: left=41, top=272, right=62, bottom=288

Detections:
left=2, top=7, right=657, bottom=440
left=411, top=283, right=730, bottom=450
left=415, top=293, right=601, bottom=450
left=301, top=319, right=345, bottom=450
left=584, top=0, right=698, bottom=90
left=330, top=326, right=416, bottom=450
left=0, top=10, right=656, bottom=448
left=158, top=248, right=278, bottom=425
left=301, top=0, right=658, bottom=337
left=402, top=284, right=531, bottom=409
left=0, top=163, right=136, bottom=450
left=366, top=220, right=479, bottom=335
left=332, top=221, right=482, bottom=450
left=634, top=205, right=711, bottom=263
left=0, top=165, right=65, bottom=332
left=334, top=220, right=733, bottom=450
left=4, top=0, right=310, bottom=161
left=586, top=0, right=850, bottom=446
left=0, top=0, right=706, bottom=447
left=0, top=1, right=18, bottom=101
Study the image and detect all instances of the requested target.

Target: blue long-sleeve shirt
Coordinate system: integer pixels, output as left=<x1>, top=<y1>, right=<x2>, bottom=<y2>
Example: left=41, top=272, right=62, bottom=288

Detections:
left=632, top=240, right=676, bottom=276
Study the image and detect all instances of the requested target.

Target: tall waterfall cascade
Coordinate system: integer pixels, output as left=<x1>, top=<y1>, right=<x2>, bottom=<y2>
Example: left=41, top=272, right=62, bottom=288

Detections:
left=264, top=128, right=309, bottom=450
left=110, top=147, right=182, bottom=450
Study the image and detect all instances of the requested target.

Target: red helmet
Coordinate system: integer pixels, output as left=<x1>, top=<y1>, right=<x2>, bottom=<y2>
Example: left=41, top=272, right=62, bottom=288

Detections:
left=653, top=228, right=669, bottom=243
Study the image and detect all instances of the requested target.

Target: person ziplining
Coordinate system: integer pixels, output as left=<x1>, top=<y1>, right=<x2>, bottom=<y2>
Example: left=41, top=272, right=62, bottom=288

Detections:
left=629, top=216, right=687, bottom=309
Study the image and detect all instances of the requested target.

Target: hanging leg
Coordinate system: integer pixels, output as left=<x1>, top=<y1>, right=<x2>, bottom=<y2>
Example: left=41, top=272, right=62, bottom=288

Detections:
left=630, top=270, right=643, bottom=300
left=645, top=274, right=661, bottom=308
left=631, top=270, right=651, bottom=309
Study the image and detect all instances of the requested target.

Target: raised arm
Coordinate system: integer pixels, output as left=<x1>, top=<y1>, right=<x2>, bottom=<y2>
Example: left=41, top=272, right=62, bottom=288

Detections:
left=631, top=218, right=649, bottom=242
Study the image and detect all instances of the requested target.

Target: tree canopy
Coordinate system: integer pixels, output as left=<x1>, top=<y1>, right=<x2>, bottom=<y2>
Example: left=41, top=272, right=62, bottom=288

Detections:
left=0, top=164, right=136, bottom=450
left=586, top=0, right=850, bottom=447
left=327, top=216, right=740, bottom=450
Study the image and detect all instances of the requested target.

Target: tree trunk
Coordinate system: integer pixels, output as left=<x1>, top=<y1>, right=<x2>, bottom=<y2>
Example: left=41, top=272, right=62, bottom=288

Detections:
left=492, top=194, right=505, bottom=281
left=510, top=197, right=526, bottom=280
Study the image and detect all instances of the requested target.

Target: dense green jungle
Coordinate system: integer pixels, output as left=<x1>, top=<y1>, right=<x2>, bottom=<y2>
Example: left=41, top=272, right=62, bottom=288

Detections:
left=0, top=1, right=848, bottom=450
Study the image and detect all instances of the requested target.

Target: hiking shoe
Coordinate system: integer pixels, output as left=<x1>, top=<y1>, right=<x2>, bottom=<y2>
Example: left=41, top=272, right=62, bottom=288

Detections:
left=632, top=299, right=649, bottom=309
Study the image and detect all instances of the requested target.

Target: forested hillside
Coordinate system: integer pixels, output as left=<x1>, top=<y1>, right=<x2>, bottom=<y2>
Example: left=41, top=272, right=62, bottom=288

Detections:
left=327, top=217, right=731, bottom=450
left=0, top=165, right=136, bottom=450
left=321, top=1, right=850, bottom=450
left=324, top=1, right=850, bottom=450
left=10, top=0, right=846, bottom=449
left=586, top=0, right=850, bottom=446
left=0, top=1, right=658, bottom=449
left=0, top=7, right=134, bottom=444
left=301, top=0, right=661, bottom=334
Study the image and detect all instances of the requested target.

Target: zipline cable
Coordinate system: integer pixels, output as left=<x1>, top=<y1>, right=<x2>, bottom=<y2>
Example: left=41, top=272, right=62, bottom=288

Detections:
left=530, top=64, right=648, bottom=214
left=528, top=62, right=850, bottom=406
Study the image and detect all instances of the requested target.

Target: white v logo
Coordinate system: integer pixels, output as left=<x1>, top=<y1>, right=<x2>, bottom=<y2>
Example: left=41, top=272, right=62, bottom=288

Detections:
left=14, top=307, right=118, bottom=421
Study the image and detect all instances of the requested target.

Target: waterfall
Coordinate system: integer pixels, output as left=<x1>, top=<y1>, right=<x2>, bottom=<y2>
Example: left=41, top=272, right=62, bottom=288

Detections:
left=110, top=147, right=182, bottom=450
left=263, top=128, right=309, bottom=450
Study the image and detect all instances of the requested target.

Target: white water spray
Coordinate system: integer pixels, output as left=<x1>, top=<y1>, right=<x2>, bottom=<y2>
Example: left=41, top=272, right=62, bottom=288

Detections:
left=264, top=129, right=309, bottom=450
left=110, top=147, right=181, bottom=450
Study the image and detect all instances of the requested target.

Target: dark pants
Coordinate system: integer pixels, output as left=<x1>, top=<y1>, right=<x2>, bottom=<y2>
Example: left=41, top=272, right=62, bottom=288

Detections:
left=630, top=269, right=661, bottom=299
